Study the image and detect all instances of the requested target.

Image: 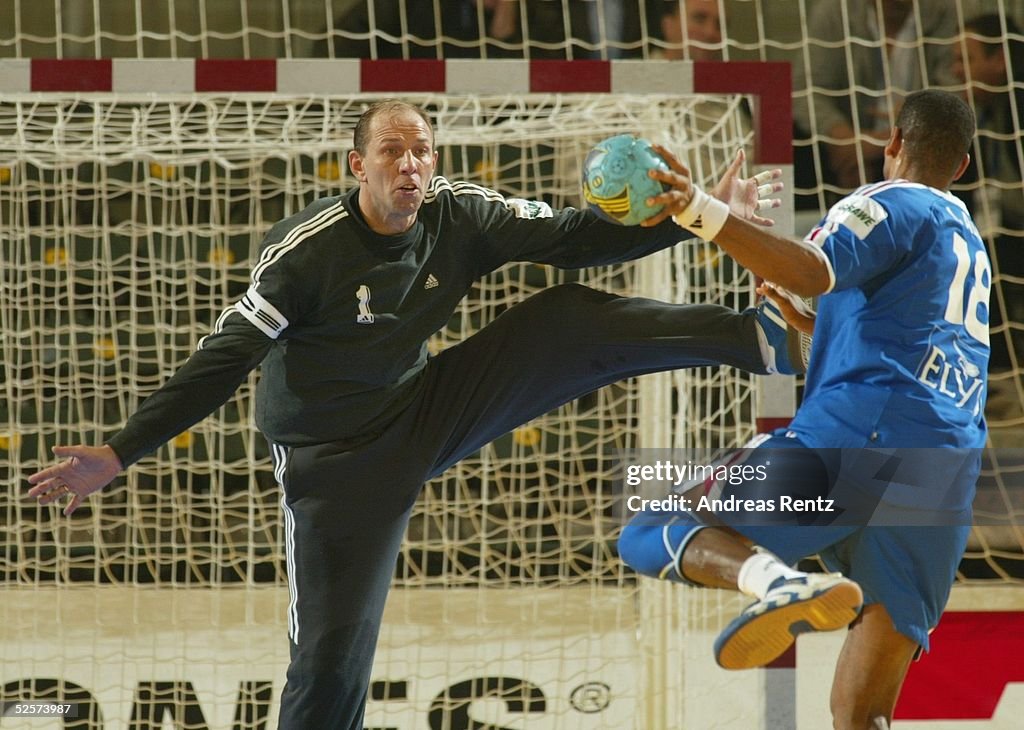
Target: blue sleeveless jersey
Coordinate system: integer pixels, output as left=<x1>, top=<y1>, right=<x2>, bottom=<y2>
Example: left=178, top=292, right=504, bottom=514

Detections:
left=789, top=180, right=990, bottom=450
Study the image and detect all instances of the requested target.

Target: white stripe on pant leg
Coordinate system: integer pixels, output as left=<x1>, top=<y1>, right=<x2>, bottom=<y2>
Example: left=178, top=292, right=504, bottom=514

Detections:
left=272, top=443, right=300, bottom=644
left=281, top=493, right=300, bottom=643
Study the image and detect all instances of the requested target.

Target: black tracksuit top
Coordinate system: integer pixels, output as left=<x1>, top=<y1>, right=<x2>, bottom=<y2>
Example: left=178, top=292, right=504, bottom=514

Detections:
left=107, top=176, right=688, bottom=466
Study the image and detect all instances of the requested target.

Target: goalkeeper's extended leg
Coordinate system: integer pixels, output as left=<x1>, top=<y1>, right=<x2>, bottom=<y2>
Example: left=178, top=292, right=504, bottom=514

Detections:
left=415, top=283, right=771, bottom=475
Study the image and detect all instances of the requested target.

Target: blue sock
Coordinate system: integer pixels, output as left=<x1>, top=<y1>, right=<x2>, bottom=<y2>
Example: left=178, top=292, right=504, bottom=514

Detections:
left=618, top=512, right=706, bottom=585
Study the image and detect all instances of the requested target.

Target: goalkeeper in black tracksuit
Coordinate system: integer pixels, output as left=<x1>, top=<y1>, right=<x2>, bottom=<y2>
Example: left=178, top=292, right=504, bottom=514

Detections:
left=28, top=100, right=783, bottom=729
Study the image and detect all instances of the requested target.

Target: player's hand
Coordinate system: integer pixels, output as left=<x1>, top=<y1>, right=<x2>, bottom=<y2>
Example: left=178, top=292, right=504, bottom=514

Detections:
left=711, top=148, right=782, bottom=227
left=640, top=143, right=699, bottom=227
left=27, top=444, right=123, bottom=516
left=641, top=146, right=782, bottom=228
left=757, top=282, right=816, bottom=335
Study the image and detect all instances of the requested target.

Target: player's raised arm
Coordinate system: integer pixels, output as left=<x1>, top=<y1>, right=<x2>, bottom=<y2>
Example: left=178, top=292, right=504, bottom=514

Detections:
left=645, top=145, right=831, bottom=297
left=477, top=142, right=785, bottom=272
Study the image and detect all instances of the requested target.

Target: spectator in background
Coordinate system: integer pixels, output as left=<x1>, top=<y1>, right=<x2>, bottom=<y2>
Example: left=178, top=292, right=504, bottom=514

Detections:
left=793, top=0, right=958, bottom=193
left=953, top=13, right=1024, bottom=373
left=484, top=0, right=520, bottom=49
left=327, top=0, right=521, bottom=58
left=586, top=0, right=631, bottom=59
left=441, top=0, right=521, bottom=58
left=654, top=1, right=748, bottom=298
left=651, top=1, right=747, bottom=186
left=525, top=0, right=603, bottom=59
left=527, top=0, right=645, bottom=59
left=321, top=1, right=648, bottom=61
left=657, top=0, right=723, bottom=61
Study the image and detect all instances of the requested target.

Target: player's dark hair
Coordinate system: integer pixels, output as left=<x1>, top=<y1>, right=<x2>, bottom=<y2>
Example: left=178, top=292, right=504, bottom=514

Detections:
left=352, top=100, right=434, bottom=155
left=895, top=89, right=976, bottom=179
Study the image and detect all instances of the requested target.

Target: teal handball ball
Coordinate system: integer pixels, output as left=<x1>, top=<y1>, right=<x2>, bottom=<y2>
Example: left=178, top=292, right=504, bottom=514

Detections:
left=582, top=134, right=669, bottom=226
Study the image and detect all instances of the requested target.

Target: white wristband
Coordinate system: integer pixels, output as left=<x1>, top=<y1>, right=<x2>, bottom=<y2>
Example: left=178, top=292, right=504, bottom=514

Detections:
left=673, top=187, right=730, bottom=240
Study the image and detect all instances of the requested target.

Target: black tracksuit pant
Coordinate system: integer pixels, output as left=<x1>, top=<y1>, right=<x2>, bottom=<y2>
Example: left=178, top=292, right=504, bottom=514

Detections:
left=270, top=283, right=766, bottom=729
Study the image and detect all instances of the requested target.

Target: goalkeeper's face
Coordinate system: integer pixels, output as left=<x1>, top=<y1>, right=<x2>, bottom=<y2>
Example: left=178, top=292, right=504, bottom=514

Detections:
left=349, top=110, right=438, bottom=235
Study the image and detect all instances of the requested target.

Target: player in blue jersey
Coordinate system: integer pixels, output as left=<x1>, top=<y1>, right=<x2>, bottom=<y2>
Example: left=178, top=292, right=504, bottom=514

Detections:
left=26, top=100, right=788, bottom=729
left=620, top=89, right=988, bottom=728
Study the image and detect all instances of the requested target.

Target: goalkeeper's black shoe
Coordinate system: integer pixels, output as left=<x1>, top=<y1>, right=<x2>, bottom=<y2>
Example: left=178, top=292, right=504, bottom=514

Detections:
left=714, top=573, right=863, bottom=670
left=753, top=296, right=811, bottom=375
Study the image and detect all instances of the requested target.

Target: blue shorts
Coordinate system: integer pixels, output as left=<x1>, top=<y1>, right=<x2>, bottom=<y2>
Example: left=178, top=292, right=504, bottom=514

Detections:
left=714, top=432, right=972, bottom=651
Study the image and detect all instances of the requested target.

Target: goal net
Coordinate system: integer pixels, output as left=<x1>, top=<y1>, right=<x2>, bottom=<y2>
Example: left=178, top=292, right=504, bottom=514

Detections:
left=0, top=73, right=776, bottom=728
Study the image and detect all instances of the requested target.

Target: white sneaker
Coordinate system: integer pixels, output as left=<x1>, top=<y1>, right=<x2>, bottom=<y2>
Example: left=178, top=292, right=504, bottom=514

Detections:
left=714, top=573, right=863, bottom=670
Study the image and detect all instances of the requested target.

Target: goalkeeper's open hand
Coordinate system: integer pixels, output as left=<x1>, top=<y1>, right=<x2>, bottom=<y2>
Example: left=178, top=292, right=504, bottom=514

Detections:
left=27, top=444, right=123, bottom=516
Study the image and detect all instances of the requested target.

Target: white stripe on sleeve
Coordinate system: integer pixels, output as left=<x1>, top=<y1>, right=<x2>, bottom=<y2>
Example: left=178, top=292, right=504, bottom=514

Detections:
left=235, top=285, right=289, bottom=339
